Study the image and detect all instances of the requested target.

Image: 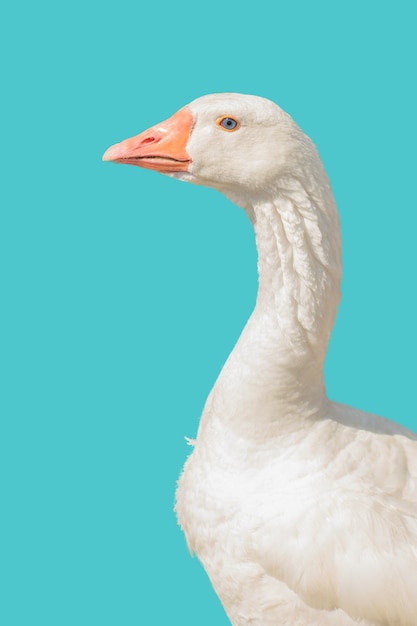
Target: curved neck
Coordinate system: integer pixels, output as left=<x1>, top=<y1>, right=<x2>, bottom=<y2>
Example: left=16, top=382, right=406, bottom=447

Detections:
left=252, top=176, right=341, bottom=360
left=204, top=176, right=341, bottom=440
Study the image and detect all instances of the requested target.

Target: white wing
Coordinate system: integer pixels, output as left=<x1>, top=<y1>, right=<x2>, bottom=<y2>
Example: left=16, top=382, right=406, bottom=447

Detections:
left=250, top=404, right=417, bottom=625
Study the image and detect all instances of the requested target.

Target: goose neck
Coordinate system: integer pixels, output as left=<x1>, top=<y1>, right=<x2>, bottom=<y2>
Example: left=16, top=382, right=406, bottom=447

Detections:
left=249, top=178, right=342, bottom=360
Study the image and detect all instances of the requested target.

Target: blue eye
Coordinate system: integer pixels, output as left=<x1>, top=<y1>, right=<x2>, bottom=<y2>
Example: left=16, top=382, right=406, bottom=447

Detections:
left=217, top=116, right=240, bottom=131
left=221, top=117, right=237, bottom=129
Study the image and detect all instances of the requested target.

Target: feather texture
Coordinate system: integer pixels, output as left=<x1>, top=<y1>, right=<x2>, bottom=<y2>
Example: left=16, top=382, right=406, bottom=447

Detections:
left=104, top=93, right=417, bottom=625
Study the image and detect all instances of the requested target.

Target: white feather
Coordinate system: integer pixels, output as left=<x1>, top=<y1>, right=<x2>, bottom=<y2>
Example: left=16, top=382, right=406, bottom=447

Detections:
left=105, top=92, right=417, bottom=625
left=173, top=94, right=417, bottom=625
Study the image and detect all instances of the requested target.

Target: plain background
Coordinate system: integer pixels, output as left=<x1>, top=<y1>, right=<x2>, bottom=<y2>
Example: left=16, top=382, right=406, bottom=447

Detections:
left=1, top=1, right=416, bottom=624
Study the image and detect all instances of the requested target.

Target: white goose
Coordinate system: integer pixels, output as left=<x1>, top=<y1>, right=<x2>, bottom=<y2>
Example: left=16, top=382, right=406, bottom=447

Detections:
left=103, top=94, right=417, bottom=626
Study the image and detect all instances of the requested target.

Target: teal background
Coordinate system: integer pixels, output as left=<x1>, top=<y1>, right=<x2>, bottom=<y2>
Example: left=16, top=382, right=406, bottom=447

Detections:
left=1, top=1, right=416, bottom=624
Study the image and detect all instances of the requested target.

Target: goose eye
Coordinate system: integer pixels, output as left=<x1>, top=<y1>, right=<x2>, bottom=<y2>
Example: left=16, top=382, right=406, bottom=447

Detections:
left=217, top=116, right=240, bottom=131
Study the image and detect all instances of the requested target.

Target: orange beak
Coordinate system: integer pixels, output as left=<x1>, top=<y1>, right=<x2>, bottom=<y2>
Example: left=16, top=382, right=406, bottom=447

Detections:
left=102, top=107, right=193, bottom=173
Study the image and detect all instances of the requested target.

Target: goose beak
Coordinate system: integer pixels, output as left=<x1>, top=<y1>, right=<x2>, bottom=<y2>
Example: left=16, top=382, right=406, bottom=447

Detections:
left=102, top=107, right=193, bottom=173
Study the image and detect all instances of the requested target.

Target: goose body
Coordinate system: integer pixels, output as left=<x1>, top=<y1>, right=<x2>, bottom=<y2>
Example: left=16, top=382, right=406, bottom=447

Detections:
left=103, top=94, right=417, bottom=626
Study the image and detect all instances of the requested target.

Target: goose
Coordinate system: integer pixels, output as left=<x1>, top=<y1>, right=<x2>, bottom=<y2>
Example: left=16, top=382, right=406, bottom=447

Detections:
left=103, top=93, right=417, bottom=626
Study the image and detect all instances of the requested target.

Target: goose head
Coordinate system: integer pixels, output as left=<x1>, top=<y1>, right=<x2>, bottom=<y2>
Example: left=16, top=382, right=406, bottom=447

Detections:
left=103, top=93, right=341, bottom=368
left=102, top=93, right=322, bottom=206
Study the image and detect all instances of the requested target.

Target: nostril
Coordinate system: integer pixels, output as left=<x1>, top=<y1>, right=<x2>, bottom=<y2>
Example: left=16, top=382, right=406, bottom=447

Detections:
left=134, top=131, right=162, bottom=151
left=140, top=134, right=160, bottom=146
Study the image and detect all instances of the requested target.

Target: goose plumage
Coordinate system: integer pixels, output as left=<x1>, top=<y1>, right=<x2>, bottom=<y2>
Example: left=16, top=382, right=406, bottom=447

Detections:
left=103, top=93, right=417, bottom=626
